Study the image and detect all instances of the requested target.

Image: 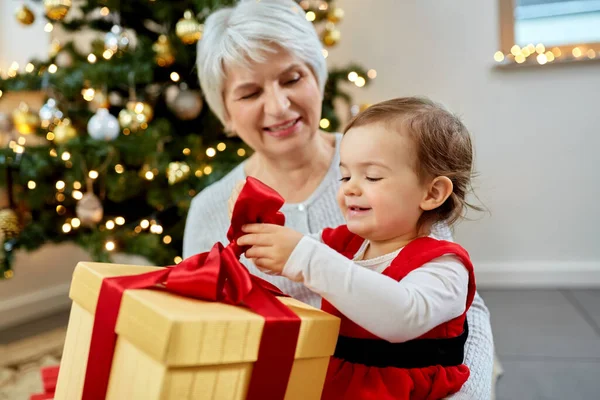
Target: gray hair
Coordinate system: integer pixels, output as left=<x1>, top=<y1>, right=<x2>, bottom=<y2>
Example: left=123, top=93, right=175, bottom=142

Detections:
left=196, top=0, right=328, bottom=125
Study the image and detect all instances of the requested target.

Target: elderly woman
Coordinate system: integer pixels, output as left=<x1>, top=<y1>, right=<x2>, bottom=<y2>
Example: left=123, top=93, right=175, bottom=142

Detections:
left=183, top=0, right=494, bottom=398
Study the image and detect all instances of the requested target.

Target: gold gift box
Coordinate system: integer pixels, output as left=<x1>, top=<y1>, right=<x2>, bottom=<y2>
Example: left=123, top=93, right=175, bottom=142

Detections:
left=54, top=262, right=340, bottom=399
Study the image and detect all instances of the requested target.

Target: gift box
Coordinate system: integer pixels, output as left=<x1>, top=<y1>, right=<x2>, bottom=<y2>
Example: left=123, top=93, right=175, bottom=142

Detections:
left=54, top=177, right=341, bottom=400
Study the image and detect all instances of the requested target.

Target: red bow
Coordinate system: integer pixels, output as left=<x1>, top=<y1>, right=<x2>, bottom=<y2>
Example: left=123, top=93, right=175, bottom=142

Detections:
left=83, top=177, right=300, bottom=400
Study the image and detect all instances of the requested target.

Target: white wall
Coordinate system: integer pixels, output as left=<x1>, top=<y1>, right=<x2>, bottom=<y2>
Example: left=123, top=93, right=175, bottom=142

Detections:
left=327, top=0, right=600, bottom=286
left=0, top=1, right=49, bottom=72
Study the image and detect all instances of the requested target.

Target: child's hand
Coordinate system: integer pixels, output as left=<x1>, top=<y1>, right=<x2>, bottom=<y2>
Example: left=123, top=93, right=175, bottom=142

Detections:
left=237, top=224, right=303, bottom=275
left=228, top=180, right=245, bottom=220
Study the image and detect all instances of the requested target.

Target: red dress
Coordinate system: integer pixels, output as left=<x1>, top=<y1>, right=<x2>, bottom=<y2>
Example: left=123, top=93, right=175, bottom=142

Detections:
left=319, top=226, right=476, bottom=400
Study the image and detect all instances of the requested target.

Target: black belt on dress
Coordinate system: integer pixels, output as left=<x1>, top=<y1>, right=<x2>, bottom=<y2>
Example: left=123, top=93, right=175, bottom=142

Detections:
left=333, top=320, right=468, bottom=369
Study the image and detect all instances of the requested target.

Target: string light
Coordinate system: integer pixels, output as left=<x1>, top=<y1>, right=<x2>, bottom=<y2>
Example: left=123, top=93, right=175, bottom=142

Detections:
left=89, top=170, right=99, bottom=179
left=145, top=171, right=154, bottom=180
left=106, top=220, right=115, bottom=229
left=367, top=69, right=377, bottom=79
left=115, top=164, right=124, bottom=173
left=115, top=217, right=125, bottom=225
left=322, top=49, right=328, bottom=58
left=174, top=256, right=183, bottom=264
left=44, top=23, right=54, bottom=32
left=62, top=223, right=72, bottom=233
left=48, top=64, right=58, bottom=74
left=18, top=137, right=26, bottom=145
left=87, top=54, right=97, bottom=64
left=140, top=219, right=150, bottom=229
left=103, top=50, right=114, bottom=60
left=237, top=148, right=246, bottom=157
left=182, top=148, right=191, bottom=155
left=61, top=152, right=71, bottom=161
left=71, top=218, right=81, bottom=228
left=56, top=193, right=65, bottom=202
left=354, top=77, right=366, bottom=87
left=25, top=63, right=35, bottom=73
left=195, top=169, right=203, bottom=178
left=82, top=88, right=95, bottom=101
left=347, top=71, right=358, bottom=82
left=217, top=143, right=226, bottom=151
left=100, top=7, right=110, bottom=16
left=206, top=147, right=216, bottom=157
left=28, top=181, right=36, bottom=189
left=50, top=149, right=58, bottom=157
left=105, top=241, right=116, bottom=251
left=495, top=43, right=598, bottom=66
left=73, top=181, right=82, bottom=189
left=203, top=166, right=213, bottom=175
left=320, top=118, right=330, bottom=129
left=163, top=235, right=172, bottom=244
left=170, top=72, right=180, bottom=82
left=47, top=132, right=55, bottom=141
left=56, top=181, right=66, bottom=190
left=305, top=11, right=316, bottom=21
left=72, top=190, right=83, bottom=200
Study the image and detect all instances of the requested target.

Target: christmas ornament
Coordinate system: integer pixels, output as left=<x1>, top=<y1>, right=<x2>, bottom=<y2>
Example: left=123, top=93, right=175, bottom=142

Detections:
left=39, top=98, right=63, bottom=125
left=126, top=101, right=154, bottom=123
left=153, top=35, right=175, bottom=67
left=164, top=84, right=180, bottom=108
left=12, top=102, right=40, bottom=135
left=108, top=91, right=125, bottom=107
left=55, top=51, right=74, bottom=68
left=53, top=118, right=77, bottom=144
left=327, top=6, right=344, bottom=23
left=43, top=0, right=71, bottom=21
left=0, top=209, right=20, bottom=239
left=104, top=25, right=130, bottom=53
left=15, top=5, right=35, bottom=25
left=88, top=91, right=110, bottom=112
left=170, top=89, right=203, bottom=120
left=176, top=10, right=203, bottom=45
left=322, top=26, right=341, bottom=47
left=118, top=108, right=146, bottom=132
left=167, top=162, right=191, bottom=185
left=76, top=192, right=103, bottom=226
left=88, top=108, right=120, bottom=141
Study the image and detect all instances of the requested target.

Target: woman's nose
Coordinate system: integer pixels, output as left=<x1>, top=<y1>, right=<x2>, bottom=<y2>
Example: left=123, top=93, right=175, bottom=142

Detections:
left=264, top=86, right=290, bottom=117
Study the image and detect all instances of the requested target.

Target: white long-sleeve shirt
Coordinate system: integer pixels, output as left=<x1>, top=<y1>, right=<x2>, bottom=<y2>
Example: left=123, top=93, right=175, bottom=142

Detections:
left=282, top=235, right=469, bottom=343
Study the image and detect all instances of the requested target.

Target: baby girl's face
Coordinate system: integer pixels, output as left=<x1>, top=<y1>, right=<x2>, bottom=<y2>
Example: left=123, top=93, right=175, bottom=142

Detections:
left=337, top=122, right=429, bottom=242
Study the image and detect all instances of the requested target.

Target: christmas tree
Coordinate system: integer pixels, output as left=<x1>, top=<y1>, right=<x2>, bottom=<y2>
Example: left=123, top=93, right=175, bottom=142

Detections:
left=0, top=0, right=372, bottom=279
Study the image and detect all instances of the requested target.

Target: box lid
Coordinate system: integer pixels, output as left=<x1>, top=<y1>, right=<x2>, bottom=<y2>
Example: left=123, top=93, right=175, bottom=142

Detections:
left=69, top=261, right=340, bottom=367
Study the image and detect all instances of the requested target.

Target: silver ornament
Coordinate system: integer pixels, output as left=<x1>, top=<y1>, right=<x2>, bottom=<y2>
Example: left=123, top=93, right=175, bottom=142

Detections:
left=170, top=89, right=203, bottom=120
left=39, top=98, right=63, bottom=124
left=76, top=192, right=103, bottom=226
left=88, top=108, right=120, bottom=141
left=104, top=25, right=130, bottom=52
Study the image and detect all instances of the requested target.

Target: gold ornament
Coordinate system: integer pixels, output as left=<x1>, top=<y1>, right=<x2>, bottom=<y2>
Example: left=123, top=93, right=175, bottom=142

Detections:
left=167, top=162, right=191, bottom=185
left=76, top=192, right=103, bottom=226
left=327, top=6, right=344, bottom=23
left=0, top=209, right=20, bottom=239
left=170, top=89, right=203, bottom=120
left=176, top=10, right=203, bottom=45
left=12, top=102, right=40, bottom=135
left=89, top=91, right=110, bottom=112
left=53, top=118, right=77, bottom=144
left=126, top=101, right=154, bottom=123
left=322, top=26, right=341, bottom=47
left=43, top=0, right=71, bottom=21
left=16, top=5, right=35, bottom=25
left=118, top=108, right=147, bottom=132
left=153, top=35, right=175, bottom=67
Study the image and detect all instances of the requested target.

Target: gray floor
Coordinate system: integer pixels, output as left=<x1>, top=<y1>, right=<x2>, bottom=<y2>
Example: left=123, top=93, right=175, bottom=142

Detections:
left=480, top=289, right=600, bottom=400
left=1, top=290, right=600, bottom=399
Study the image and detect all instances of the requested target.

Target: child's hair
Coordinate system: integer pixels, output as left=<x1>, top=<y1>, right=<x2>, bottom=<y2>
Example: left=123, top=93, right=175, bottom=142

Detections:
left=344, top=96, right=482, bottom=228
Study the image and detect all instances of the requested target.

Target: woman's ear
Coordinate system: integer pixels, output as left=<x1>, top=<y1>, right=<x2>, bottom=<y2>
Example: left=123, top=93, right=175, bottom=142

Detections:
left=420, top=176, right=453, bottom=211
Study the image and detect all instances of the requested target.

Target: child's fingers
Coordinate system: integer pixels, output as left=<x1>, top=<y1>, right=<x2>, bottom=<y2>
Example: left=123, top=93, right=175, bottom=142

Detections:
left=244, top=245, right=271, bottom=259
left=237, top=233, right=271, bottom=247
left=241, top=223, right=279, bottom=233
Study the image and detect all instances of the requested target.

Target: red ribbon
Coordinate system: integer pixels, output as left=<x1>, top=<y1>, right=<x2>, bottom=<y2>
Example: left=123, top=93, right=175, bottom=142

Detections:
left=82, top=177, right=301, bottom=400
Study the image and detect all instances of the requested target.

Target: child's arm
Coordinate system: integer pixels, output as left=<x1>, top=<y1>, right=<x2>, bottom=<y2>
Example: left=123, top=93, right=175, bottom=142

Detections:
left=283, top=236, right=469, bottom=343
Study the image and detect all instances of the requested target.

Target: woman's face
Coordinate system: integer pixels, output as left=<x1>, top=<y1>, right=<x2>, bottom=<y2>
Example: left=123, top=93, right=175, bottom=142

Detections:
left=223, top=49, right=323, bottom=159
